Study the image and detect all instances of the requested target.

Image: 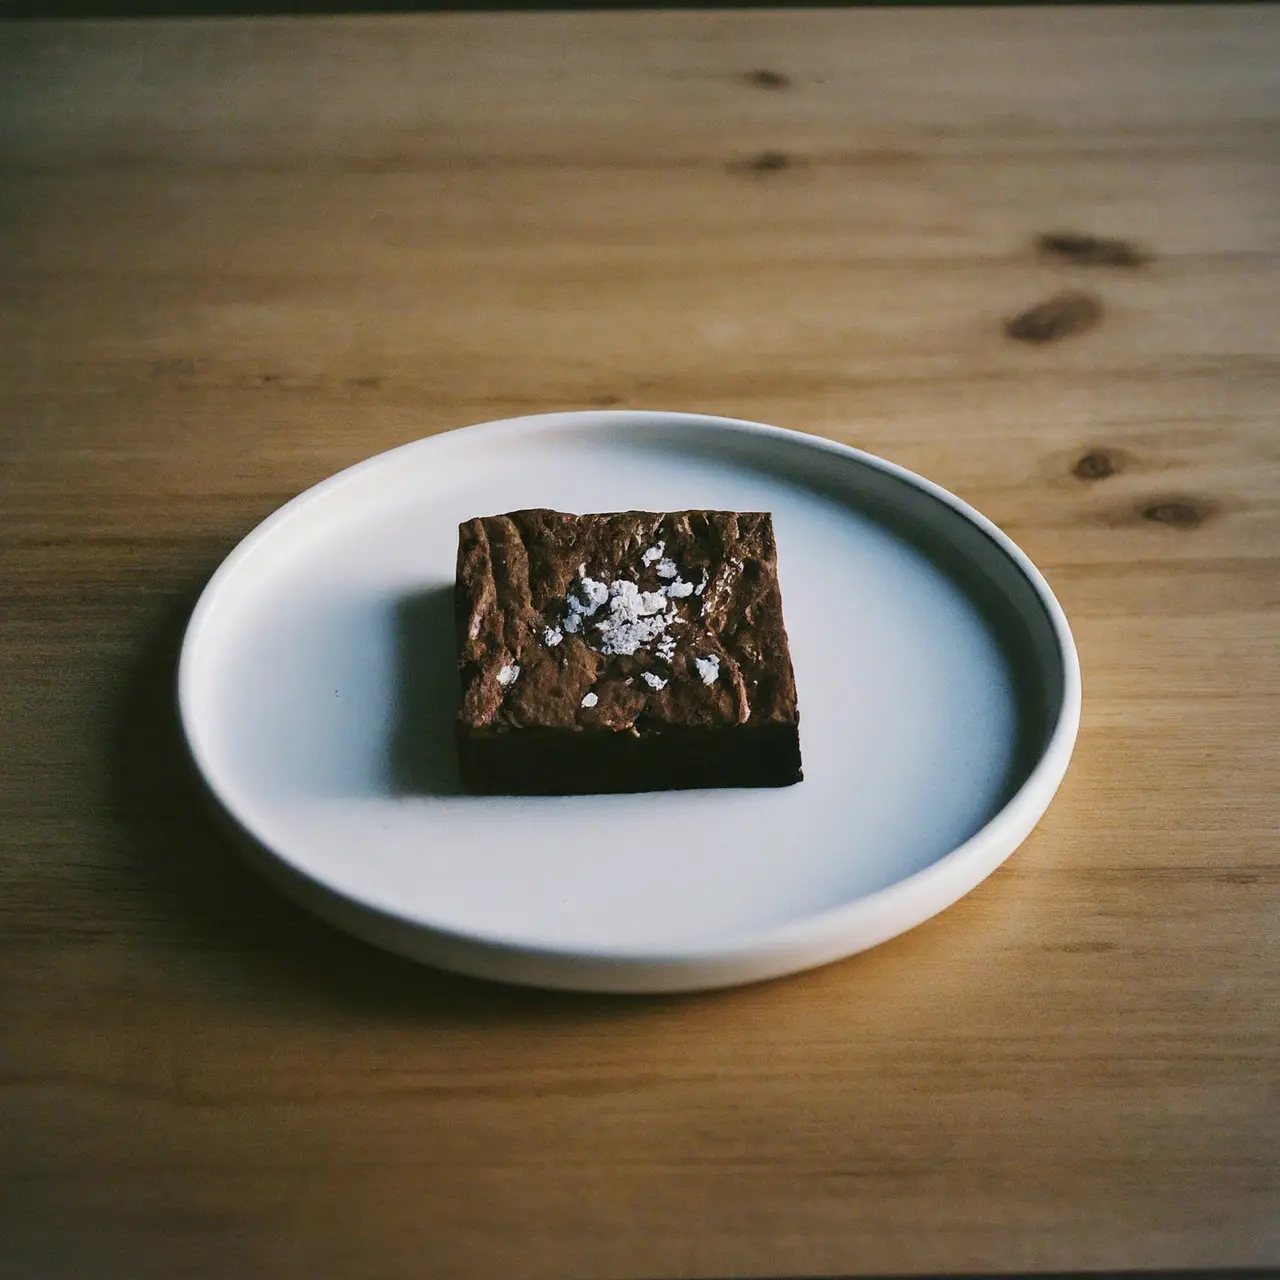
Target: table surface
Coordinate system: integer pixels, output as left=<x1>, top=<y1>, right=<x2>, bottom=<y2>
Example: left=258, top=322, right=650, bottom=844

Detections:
left=2, top=8, right=1277, bottom=1278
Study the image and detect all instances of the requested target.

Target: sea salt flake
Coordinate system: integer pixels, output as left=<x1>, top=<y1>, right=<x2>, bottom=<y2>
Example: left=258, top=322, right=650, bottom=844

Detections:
left=562, top=574, right=610, bottom=634
left=580, top=691, right=598, bottom=708
left=497, top=663, right=520, bottom=687
left=694, top=654, right=720, bottom=686
left=579, top=577, right=609, bottom=613
left=641, top=672, right=667, bottom=691
left=596, top=613, right=669, bottom=656
left=655, top=558, right=679, bottom=580
left=593, top=579, right=674, bottom=656
left=543, top=626, right=563, bottom=647
left=641, top=543, right=665, bottom=566
left=664, top=578, right=694, bottom=598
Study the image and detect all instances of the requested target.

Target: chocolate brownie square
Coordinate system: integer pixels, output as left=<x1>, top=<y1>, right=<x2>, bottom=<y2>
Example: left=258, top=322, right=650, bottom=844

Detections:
left=455, top=509, right=802, bottom=794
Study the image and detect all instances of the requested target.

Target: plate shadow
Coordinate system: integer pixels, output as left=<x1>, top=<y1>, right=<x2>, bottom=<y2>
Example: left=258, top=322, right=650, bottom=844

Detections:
left=386, top=583, right=465, bottom=796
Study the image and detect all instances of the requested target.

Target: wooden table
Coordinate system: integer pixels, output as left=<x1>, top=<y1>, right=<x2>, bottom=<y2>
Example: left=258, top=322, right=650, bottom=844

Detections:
left=2, top=9, right=1277, bottom=1277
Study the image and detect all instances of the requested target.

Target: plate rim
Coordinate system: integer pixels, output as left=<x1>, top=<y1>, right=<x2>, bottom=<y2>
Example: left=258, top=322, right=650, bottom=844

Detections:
left=176, top=409, right=1082, bottom=991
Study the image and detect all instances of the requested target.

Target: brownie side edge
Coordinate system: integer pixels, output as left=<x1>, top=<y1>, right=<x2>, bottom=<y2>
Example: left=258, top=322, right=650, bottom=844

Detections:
left=458, top=724, right=803, bottom=796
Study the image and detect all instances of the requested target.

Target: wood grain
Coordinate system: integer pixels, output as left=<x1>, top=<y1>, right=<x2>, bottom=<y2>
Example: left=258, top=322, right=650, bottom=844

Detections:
left=1, top=9, right=1278, bottom=1278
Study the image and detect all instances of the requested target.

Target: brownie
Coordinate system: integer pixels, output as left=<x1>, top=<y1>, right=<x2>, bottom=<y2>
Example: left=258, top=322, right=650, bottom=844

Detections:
left=454, top=509, right=803, bottom=795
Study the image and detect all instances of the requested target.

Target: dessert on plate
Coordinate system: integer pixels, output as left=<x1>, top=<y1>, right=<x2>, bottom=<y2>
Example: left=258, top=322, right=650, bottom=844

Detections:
left=454, top=508, right=802, bottom=794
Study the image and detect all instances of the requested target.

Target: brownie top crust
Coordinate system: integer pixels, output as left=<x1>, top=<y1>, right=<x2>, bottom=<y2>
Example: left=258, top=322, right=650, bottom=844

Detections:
left=456, top=509, right=799, bottom=736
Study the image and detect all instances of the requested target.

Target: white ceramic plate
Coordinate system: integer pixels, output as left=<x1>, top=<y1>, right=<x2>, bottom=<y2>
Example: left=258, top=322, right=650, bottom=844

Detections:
left=178, top=411, right=1079, bottom=993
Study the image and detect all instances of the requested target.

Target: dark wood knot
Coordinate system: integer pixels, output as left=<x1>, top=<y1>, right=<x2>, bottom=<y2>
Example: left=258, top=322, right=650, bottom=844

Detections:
left=733, top=150, right=791, bottom=174
left=1057, top=940, right=1119, bottom=954
left=1140, top=498, right=1212, bottom=529
left=745, top=69, right=790, bottom=90
left=1073, top=448, right=1120, bottom=481
left=1005, top=290, right=1103, bottom=344
left=1038, top=232, right=1150, bottom=268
